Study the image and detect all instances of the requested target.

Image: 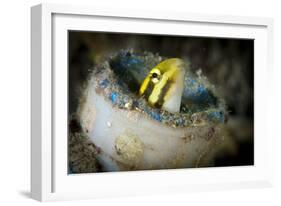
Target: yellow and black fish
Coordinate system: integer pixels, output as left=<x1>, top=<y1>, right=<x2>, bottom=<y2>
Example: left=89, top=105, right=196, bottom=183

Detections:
left=139, top=58, right=186, bottom=113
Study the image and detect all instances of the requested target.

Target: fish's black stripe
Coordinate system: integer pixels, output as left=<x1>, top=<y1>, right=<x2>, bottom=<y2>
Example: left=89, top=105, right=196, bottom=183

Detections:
left=143, top=81, right=154, bottom=100
left=154, top=80, right=172, bottom=108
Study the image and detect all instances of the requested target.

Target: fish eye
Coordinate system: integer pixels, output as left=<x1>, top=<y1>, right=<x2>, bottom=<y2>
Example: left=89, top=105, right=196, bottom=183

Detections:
left=151, top=73, right=158, bottom=78
left=149, top=68, right=161, bottom=84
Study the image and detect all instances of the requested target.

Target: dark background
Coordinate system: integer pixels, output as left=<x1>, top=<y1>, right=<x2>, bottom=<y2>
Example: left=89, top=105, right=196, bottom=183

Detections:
left=68, top=31, right=254, bottom=167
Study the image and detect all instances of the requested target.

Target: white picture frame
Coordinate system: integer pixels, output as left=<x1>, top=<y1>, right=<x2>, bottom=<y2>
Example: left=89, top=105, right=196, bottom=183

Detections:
left=31, top=3, right=274, bottom=202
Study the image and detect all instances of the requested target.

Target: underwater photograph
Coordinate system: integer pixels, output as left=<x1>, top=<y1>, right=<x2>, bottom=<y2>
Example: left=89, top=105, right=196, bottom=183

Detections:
left=68, top=31, right=254, bottom=173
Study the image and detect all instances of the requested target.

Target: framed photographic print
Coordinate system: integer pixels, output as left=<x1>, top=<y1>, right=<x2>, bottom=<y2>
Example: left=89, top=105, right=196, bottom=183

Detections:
left=31, top=3, right=274, bottom=201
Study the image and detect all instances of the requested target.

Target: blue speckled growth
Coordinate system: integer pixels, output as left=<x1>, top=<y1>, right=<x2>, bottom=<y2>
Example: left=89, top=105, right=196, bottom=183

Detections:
left=207, top=110, right=225, bottom=123
left=149, top=111, right=162, bottom=122
left=99, top=79, right=109, bottom=88
left=110, top=92, right=118, bottom=104
left=110, top=51, right=147, bottom=85
left=183, top=76, right=216, bottom=107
